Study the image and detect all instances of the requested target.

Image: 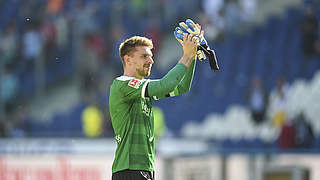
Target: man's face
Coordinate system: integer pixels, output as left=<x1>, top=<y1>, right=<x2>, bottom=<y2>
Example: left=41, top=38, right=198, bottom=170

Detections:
left=129, top=46, right=154, bottom=79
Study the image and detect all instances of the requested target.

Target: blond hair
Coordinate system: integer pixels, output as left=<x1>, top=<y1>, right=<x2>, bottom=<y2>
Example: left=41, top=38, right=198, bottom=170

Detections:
left=119, top=36, right=153, bottom=65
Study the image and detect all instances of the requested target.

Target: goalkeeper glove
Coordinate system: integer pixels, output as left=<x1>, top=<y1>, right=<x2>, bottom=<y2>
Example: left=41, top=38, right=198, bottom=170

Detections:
left=174, top=19, right=220, bottom=71
left=174, top=19, right=208, bottom=61
left=174, top=26, right=206, bottom=61
left=179, top=19, right=208, bottom=47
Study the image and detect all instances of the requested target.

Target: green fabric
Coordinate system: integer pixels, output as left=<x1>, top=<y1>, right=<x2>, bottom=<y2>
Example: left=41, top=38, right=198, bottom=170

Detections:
left=108, top=61, right=196, bottom=173
left=176, top=60, right=196, bottom=94
left=148, top=63, right=187, bottom=98
left=148, top=61, right=196, bottom=100
left=109, top=78, right=155, bottom=173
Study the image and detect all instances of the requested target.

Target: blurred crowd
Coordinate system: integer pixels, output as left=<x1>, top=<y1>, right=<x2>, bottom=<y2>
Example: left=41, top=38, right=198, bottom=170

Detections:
left=246, top=5, right=320, bottom=149
left=1, top=0, right=319, bottom=141
left=1, top=0, right=319, bottom=146
left=300, top=6, right=320, bottom=59
left=0, top=0, right=319, bottom=146
left=0, top=0, right=260, bottom=138
left=248, top=75, right=316, bottom=149
left=201, top=0, right=257, bottom=41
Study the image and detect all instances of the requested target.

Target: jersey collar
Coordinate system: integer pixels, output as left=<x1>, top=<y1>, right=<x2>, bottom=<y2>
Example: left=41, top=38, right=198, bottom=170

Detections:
left=116, top=76, right=146, bottom=81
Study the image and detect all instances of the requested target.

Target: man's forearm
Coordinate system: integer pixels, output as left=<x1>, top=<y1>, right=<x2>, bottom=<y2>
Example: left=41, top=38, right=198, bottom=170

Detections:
left=147, top=63, right=187, bottom=98
left=179, top=55, right=196, bottom=69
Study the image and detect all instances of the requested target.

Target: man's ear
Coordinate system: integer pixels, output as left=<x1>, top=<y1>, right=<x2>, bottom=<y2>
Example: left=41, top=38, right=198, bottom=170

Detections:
left=124, top=55, right=130, bottom=65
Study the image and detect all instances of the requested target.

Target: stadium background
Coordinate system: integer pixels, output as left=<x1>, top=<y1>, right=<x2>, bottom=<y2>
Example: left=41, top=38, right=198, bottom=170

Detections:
left=0, top=0, right=320, bottom=179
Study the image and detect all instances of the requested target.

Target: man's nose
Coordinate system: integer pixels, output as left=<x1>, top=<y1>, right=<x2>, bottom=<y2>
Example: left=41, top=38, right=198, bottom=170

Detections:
left=148, top=57, right=154, bottom=64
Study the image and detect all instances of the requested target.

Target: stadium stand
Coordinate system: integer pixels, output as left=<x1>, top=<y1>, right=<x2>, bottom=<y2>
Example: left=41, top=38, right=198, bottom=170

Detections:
left=0, top=0, right=319, bottom=150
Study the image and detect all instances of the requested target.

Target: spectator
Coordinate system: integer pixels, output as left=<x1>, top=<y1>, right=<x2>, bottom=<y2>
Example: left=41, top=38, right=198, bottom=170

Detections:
left=248, top=77, right=268, bottom=124
left=300, top=7, right=319, bottom=59
left=110, top=24, right=125, bottom=73
left=268, top=76, right=289, bottom=128
left=22, top=23, right=43, bottom=72
left=294, top=112, right=315, bottom=148
left=198, top=10, right=221, bottom=41
left=85, top=32, right=107, bottom=60
left=9, top=107, right=31, bottom=138
left=40, top=14, right=57, bottom=63
left=0, top=121, right=7, bottom=137
left=54, top=13, right=69, bottom=53
left=82, top=103, right=104, bottom=138
left=0, top=120, right=7, bottom=138
left=239, top=0, right=257, bottom=23
left=202, top=0, right=225, bottom=40
left=70, top=1, right=99, bottom=36
left=85, top=31, right=110, bottom=95
left=46, top=0, right=64, bottom=14
left=70, top=1, right=101, bottom=95
left=1, top=65, right=19, bottom=115
left=78, top=32, right=101, bottom=100
left=224, top=0, right=243, bottom=33
left=145, top=18, right=162, bottom=56
left=278, top=118, right=296, bottom=149
left=0, top=21, right=19, bottom=66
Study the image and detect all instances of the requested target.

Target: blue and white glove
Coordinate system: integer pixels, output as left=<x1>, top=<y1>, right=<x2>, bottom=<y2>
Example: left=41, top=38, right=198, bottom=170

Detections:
left=174, top=19, right=220, bottom=71
left=179, top=19, right=208, bottom=46
left=174, top=19, right=208, bottom=61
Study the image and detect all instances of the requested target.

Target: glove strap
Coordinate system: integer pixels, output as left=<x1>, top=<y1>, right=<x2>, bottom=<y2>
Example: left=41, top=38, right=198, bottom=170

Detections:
left=198, top=45, right=219, bottom=71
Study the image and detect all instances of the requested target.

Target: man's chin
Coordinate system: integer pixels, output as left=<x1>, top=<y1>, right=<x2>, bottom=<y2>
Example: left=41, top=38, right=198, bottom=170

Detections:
left=138, top=68, right=152, bottom=78
left=145, top=69, right=151, bottom=77
left=145, top=72, right=151, bottom=77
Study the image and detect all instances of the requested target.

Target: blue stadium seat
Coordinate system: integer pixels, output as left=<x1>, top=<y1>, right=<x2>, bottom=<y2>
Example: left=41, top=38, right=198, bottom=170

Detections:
left=29, top=121, right=50, bottom=137
left=19, top=71, right=35, bottom=96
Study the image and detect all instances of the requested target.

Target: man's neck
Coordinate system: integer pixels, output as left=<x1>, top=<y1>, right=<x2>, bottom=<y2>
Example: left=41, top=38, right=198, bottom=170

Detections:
left=123, top=71, right=143, bottom=80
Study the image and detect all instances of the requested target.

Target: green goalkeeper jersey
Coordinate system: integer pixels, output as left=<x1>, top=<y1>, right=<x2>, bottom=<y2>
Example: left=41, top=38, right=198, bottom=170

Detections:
left=109, top=62, right=196, bottom=173
left=109, top=77, right=155, bottom=173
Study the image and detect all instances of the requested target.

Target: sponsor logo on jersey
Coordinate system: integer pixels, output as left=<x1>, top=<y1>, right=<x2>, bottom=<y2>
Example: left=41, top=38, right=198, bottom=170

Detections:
left=128, top=79, right=142, bottom=89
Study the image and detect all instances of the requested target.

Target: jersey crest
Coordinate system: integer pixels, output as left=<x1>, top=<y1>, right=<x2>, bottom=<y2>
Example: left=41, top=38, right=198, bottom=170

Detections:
left=128, top=79, right=142, bottom=89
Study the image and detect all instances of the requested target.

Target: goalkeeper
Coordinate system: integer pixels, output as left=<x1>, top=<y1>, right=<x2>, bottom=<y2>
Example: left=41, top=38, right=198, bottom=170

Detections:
left=109, top=22, right=203, bottom=180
